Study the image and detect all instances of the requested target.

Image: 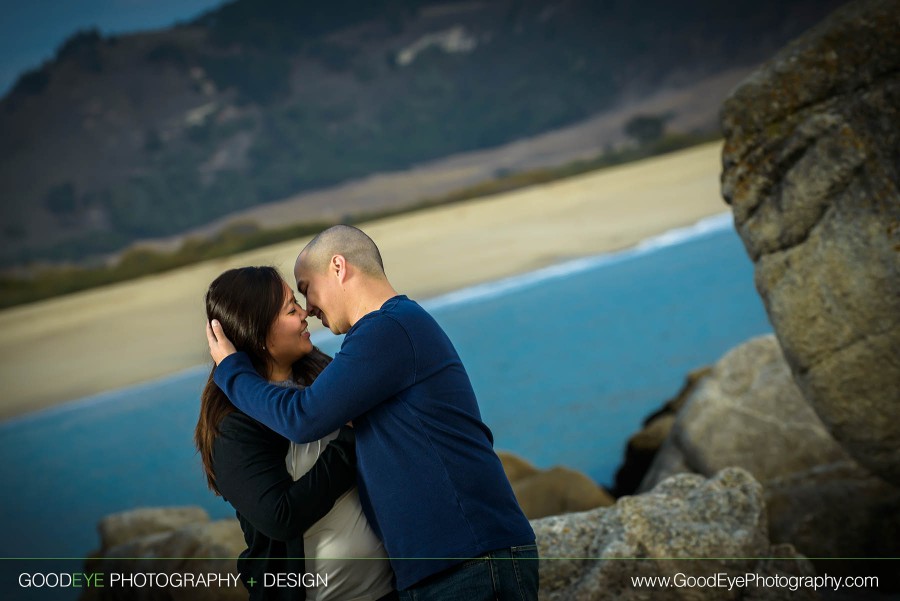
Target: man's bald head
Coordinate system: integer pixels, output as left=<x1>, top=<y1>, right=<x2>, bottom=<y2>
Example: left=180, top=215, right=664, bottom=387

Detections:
left=297, top=225, right=386, bottom=277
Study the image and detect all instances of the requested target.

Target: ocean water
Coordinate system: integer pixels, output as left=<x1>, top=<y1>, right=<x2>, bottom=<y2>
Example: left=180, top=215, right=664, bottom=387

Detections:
left=0, top=214, right=773, bottom=596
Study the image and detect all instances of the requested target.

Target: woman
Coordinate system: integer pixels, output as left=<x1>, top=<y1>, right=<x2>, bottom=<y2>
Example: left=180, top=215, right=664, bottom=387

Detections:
left=195, top=266, right=395, bottom=601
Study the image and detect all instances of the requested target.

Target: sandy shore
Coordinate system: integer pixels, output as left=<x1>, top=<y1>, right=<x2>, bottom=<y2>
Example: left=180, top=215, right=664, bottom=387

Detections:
left=0, top=141, right=730, bottom=419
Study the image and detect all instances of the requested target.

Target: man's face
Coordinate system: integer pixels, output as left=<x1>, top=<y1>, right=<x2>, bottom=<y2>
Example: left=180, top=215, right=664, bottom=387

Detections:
left=294, top=252, right=346, bottom=334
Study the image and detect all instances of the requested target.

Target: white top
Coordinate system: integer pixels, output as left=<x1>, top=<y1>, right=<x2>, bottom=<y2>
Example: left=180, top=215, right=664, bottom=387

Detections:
left=286, top=429, right=394, bottom=601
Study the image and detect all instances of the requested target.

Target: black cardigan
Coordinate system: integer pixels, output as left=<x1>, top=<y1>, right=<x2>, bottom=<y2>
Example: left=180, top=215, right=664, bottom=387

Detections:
left=212, top=410, right=357, bottom=600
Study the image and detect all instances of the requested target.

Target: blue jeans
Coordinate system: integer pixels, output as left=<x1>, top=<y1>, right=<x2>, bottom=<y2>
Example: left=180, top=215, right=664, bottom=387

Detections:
left=398, top=544, right=539, bottom=601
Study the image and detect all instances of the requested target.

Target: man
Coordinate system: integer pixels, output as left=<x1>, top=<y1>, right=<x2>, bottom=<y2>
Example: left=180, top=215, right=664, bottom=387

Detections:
left=206, top=225, right=539, bottom=600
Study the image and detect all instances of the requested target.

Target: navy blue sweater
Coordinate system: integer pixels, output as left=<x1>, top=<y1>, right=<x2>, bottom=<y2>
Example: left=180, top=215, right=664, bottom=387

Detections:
left=214, top=295, right=534, bottom=590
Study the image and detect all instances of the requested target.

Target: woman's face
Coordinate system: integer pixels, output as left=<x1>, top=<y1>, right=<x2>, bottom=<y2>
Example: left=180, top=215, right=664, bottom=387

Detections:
left=266, top=282, right=313, bottom=369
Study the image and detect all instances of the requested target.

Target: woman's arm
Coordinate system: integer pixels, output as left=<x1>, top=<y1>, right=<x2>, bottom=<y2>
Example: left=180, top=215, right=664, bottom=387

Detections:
left=212, top=414, right=356, bottom=541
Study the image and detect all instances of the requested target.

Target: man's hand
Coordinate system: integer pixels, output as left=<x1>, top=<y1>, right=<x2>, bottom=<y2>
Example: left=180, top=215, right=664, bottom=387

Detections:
left=206, top=319, right=237, bottom=366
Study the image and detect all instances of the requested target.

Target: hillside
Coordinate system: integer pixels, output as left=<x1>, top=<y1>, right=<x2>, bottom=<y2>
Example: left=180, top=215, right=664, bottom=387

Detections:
left=0, top=0, right=847, bottom=267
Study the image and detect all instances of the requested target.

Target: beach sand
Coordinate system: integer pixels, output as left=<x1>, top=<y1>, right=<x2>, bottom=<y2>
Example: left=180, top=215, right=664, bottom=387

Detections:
left=0, top=141, right=730, bottom=419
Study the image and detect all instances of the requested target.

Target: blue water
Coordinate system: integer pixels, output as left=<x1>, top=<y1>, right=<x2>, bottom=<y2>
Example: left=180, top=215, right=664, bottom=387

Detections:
left=0, top=216, right=772, bottom=596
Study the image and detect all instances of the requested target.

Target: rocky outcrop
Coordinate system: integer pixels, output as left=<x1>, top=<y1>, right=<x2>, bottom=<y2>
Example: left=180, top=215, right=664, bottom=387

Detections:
left=498, top=451, right=614, bottom=519
left=534, top=468, right=818, bottom=600
left=80, top=507, right=247, bottom=601
left=638, top=335, right=900, bottom=576
left=640, top=336, right=848, bottom=490
left=720, top=0, right=900, bottom=485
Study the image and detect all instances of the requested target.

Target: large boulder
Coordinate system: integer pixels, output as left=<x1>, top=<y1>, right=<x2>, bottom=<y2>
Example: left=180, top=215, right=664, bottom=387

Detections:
left=639, top=335, right=900, bottom=576
left=640, top=336, right=848, bottom=490
left=96, top=506, right=211, bottom=550
left=720, top=0, right=900, bottom=484
left=81, top=507, right=247, bottom=601
left=534, top=468, right=818, bottom=600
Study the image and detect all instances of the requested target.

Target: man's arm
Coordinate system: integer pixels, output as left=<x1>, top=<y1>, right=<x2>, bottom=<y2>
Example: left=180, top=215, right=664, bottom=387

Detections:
left=213, top=418, right=357, bottom=542
left=209, top=316, right=415, bottom=443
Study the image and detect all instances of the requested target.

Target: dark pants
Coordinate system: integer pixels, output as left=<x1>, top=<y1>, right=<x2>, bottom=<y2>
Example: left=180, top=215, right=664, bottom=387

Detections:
left=398, top=545, right=539, bottom=601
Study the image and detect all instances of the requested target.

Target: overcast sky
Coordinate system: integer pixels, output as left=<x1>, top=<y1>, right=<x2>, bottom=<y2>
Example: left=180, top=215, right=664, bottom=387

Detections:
left=0, top=0, right=225, bottom=95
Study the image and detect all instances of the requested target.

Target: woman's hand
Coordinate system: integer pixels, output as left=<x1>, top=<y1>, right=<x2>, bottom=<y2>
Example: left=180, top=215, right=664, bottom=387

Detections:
left=206, top=319, right=237, bottom=366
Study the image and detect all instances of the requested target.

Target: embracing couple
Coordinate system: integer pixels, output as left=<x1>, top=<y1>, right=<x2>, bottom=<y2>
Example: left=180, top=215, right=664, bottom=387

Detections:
left=195, top=225, right=539, bottom=601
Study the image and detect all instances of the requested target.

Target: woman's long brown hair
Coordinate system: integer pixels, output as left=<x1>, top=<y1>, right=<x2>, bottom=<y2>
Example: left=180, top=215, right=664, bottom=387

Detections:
left=194, top=266, right=331, bottom=496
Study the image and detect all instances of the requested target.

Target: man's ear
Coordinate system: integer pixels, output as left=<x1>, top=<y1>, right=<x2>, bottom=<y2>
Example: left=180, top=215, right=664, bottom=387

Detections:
left=331, top=254, right=348, bottom=281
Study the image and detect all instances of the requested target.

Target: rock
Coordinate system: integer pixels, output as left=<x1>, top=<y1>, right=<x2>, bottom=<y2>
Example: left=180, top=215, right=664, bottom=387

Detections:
left=635, top=431, right=691, bottom=495
left=81, top=508, right=247, bottom=601
left=498, top=451, right=613, bottom=519
left=765, top=461, right=900, bottom=580
left=96, top=506, right=210, bottom=551
left=513, top=466, right=614, bottom=519
left=498, top=450, right=541, bottom=482
left=612, top=366, right=711, bottom=497
left=640, top=336, right=848, bottom=490
left=533, top=468, right=819, bottom=600
left=720, top=0, right=900, bottom=485
left=639, top=335, right=900, bottom=578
